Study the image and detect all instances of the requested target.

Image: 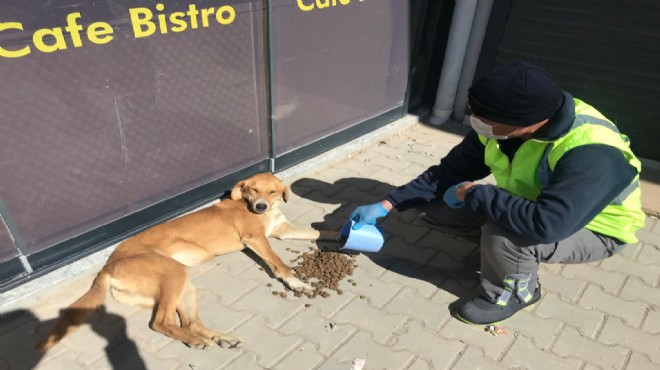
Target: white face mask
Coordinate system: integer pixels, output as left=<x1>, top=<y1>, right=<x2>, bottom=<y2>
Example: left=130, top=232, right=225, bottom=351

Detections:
left=469, top=115, right=518, bottom=140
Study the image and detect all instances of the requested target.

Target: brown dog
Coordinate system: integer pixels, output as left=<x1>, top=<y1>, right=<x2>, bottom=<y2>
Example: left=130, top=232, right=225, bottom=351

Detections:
left=37, top=173, right=338, bottom=351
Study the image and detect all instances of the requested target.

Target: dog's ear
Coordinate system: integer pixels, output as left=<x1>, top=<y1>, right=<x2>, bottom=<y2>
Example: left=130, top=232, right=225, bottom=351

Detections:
left=230, top=180, right=246, bottom=200
left=282, top=185, right=290, bottom=203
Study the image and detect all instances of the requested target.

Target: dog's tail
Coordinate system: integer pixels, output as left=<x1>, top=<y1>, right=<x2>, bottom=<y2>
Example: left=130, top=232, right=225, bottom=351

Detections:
left=36, top=271, right=111, bottom=351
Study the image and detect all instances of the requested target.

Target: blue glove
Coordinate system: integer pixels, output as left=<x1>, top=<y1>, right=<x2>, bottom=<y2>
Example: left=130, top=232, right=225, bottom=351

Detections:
left=350, top=202, right=389, bottom=230
left=443, top=182, right=470, bottom=209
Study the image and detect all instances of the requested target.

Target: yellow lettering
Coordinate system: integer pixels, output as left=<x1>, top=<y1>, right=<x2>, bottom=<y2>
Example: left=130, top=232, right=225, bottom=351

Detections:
left=215, top=6, right=235, bottom=25
left=316, top=0, right=330, bottom=9
left=87, top=22, right=114, bottom=44
left=297, top=0, right=315, bottom=11
left=339, top=0, right=350, bottom=4
left=187, top=4, right=199, bottom=29
left=129, top=8, right=156, bottom=38
left=170, top=12, right=188, bottom=32
left=0, top=22, right=31, bottom=58
left=33, top=28, right=67, bottom=53
left=201, top=8, right=215, bottom=28
left=65, top=12, right=84, bottom=47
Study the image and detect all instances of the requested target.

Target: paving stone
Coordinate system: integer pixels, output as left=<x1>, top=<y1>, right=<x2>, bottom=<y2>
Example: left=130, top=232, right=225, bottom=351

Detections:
left=617, top=242, right=643, bottom=260
left=619, top=277, right=660, bottom=306
left=55, top=319, right=125, bottom=365
left=331, top=262, right=404, bottom=309
left=552, top=326, right=629, bottom=369
left=636, top=228, right=660, bottom=246
left=379, top=220, right=432, bottom=246
left=501, top=336, right=582, bottom=370
left=92, top=340, right=182, bottom=370
left=600, top=254, right=660, bottom=286
left=337, top=158, right=387, bottom=179
left=430, top=279, right=480, bottom=306
left=538, top=271, right=586, bottom=303
left=273, top=342, right=324, bottom=370
left=539, top=263, right=564, bottom=274
left=416, top=230, right=480, bottom=262
left=651, top=217, right=660, bottom=232
left=230, top=284, right=306, bottom=329
left=190, top=294, right=253, bottom=336
left=382, top=287, right=450, bottom=331
left=278, top=307, right=356, bottom=355
left=438, top=319, right=515, bottom=361
left=123, top=309, right=174, bottom=351
left=503, top=310, right=564, bottom=349
left=637, top=243, right=660, bottom=266
left=534, top=293, right=605, bottom=338
left=298, top=289, right=357, bottom=320
left=194, top=268, right=261, bottom=305
left=641, top=306, right=660, bottom=334
left=451, top=345, right=507, bottom=370
left=379, top=261, right=442, bottom=298
left=598, top=317, right=660, bottom=364
left=578, top=284, right=648, bottom=327
left=627, top=352, right=660, bottom=370
left=327, top=331, right=415, bottom=370
left=367, top=152, right=416, bottom=173
left=231, top=317, right=303, bottom=368
left=332, top=298, right=407, bottom=343
left=561, top=264, right=627, bottom=295
left=0, top=316, right=68, bottom=370
left=406, top=357, right=433, bottom=370
left=35, top=350, right=94, bottom=370
left=156, top=336, right=243, bottom=370
left=219, top=352, right=264, bottom=370
left=349, top=254, right=390, bottom=279
left=376, top=237, right=438, bottom=266
left=390, top=320, right=465, bottom=369
left=400, top=162, right=430, bottom=178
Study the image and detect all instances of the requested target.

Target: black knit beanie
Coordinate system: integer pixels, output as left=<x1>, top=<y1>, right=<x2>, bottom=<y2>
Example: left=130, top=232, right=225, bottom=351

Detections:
left=467, top=61, right=563, bottom=126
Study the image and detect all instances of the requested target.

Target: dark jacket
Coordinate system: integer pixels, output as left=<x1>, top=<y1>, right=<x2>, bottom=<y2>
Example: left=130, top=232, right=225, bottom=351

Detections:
left=385, top=92, right=636, bottom=244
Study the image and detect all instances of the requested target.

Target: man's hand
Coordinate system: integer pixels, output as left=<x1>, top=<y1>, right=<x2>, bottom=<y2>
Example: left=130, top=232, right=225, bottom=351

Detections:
left=443, top=181, right=476, bottom=208
left=350, top=201, right=391, bottom=230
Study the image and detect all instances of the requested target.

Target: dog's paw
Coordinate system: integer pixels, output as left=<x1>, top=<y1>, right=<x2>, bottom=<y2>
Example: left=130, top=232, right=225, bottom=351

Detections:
left=214, top=334, right=244, bottom=349
left=283, top=277, right=314, bottom=292
left=186, top=337, right=216, bottom=350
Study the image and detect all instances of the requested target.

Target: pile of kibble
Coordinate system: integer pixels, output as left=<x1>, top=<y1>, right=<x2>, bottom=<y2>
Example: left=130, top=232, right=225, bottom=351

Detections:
left=270, top=247, right=359, bottom=300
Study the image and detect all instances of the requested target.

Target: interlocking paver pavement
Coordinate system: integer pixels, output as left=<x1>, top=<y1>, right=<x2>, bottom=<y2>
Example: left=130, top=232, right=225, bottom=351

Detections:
left=2, top=116, right=660, bottom=369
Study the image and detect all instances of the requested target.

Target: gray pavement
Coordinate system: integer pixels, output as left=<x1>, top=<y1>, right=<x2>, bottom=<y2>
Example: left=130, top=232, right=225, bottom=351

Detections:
left=1, top=116, right=660, bottom=370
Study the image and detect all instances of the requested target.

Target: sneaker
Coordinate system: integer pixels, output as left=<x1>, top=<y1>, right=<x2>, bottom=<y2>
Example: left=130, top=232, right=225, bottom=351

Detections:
left=453, top=284, right=542, bottom=325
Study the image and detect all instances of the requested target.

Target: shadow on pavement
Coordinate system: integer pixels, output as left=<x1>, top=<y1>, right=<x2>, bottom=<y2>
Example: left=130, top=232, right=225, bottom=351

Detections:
left=291, top=176, right=483, bottom=311
left=0, top=306, right=146, bottom=370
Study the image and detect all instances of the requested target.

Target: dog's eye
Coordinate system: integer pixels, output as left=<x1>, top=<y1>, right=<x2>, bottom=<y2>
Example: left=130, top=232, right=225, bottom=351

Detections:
left=269, top=190, right=277, bottom=195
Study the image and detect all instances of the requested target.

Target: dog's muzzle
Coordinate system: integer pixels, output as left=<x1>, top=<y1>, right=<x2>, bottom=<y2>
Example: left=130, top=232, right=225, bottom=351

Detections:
left=253, top=201, right=268, bottom=213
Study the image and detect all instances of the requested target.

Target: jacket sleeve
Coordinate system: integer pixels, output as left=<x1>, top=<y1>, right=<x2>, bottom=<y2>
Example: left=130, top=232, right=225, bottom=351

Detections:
left=385, top=131, right=491, bottom=211
left=464, top=144, right=637, bottom=243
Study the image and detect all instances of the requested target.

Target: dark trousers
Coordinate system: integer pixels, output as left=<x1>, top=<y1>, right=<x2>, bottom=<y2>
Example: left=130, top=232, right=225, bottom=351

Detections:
left=416, top=200, right=627, bottom=303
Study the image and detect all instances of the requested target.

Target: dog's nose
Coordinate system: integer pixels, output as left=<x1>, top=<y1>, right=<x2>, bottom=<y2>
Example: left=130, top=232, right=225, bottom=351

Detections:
left=255, top=203, right=267, bottom=212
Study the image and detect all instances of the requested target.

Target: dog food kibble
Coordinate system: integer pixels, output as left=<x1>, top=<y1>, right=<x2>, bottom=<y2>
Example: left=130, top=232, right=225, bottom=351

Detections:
left=279, top=292, right=287, bottom=299
left=267, top=283, right=272, bottom=288
left=272, top=291, right=279, bottom=296
left=305, top=303, right=311, bottom=308
left=291, top=250, right=357, bottom=299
